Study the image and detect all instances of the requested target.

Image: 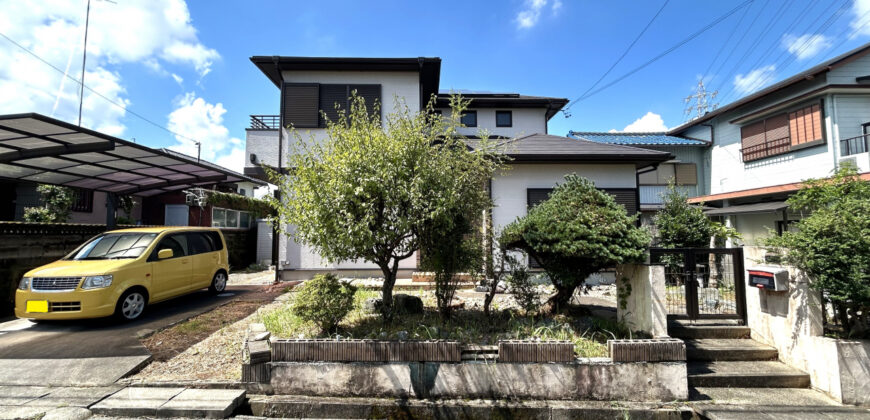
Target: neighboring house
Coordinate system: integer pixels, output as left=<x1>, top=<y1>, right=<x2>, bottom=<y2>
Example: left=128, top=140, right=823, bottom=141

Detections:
left=666, top=42, right=870, bottom=245
left=567, top=131, right=709, bottom=228
left=244, top=56, right=671, bottom=279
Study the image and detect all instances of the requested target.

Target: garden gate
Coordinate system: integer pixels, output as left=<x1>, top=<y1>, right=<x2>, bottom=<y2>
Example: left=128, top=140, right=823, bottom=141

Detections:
left=649, top=247, right=746, bottom=323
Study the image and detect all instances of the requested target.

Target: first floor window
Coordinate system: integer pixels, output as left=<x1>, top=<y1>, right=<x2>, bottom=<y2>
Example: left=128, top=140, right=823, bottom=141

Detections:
left=212, top=207, right=252, bottom=229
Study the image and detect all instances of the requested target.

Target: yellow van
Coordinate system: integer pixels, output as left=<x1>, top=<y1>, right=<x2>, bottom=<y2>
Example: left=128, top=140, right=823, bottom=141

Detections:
left=14, top=227, right=230, bottom=322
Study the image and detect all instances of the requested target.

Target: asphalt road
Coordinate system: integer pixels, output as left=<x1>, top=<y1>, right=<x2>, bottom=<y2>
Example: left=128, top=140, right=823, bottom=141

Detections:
left=0, top=285, right=258, bottom=386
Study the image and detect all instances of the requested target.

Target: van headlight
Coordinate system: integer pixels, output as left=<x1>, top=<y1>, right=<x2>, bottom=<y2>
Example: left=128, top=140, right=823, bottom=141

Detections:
left=18, top=277, right=31, bottom=290
left=82, top=275, right=113, bottom=289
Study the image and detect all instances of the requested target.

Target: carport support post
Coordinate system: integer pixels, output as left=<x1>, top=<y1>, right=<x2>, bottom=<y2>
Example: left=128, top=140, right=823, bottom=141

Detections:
left=106, top=192, right=117, bottom=229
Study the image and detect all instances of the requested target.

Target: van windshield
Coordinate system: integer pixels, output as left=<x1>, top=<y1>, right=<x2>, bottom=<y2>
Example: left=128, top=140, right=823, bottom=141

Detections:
left=67, top=233, right=158, bottom=260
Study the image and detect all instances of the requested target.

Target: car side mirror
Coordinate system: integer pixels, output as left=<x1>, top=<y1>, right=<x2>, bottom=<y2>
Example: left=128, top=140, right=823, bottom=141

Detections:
left=157, top=249, right=174, bottom=260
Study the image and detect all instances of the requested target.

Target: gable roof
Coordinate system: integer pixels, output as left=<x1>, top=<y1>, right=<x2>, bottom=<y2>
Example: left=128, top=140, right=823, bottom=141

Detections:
left=669, top=41, right=870, bottom=134
left=434, top=93, right=569, bottom=120
left=250, top=56, right=442, bottom=105
left=480, top=133, right=671, bottom=168
left=569, top=131, right=709, bottom=146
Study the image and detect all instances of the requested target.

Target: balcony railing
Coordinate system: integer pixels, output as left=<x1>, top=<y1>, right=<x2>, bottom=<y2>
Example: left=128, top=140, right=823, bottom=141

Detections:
left=741, top=136, right=791, bottom=162
left=840, top=133, right=869, bottom=157
left=250, top=115, right=280, bottom=130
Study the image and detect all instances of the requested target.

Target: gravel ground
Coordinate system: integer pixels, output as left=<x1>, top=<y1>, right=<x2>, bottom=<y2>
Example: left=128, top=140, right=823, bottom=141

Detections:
left=228, top=269, right=275, bottom=286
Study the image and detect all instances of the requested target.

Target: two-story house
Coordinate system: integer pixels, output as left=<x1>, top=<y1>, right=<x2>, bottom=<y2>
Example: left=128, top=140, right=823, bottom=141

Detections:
left=245, top=56, right=671, bottom=279
left=667, top=42, right=870, bottom=245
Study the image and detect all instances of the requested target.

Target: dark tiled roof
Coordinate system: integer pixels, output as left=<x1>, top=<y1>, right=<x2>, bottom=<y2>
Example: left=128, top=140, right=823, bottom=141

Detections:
left=569, top=131, right=709, bottom=146
left=472, top=133, right=671, bottom=167
left=435, top=93, right=568, bottom=120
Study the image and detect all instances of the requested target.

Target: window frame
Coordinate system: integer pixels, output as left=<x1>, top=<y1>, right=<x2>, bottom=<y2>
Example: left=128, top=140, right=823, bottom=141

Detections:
left=495, top=110, right=513, bottom=127
left=211, top=206, right=251, bottom=229
left=740, top=99, right=826, bottom=162
left=71, top=189, right=93, bottom=213
left=460, top=110, right=478, bottom=127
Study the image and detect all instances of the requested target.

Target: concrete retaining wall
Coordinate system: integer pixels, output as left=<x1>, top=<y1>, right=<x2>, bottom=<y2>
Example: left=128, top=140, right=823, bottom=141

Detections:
left=269, top=359, right=687, bottom=401
left=744, top=246, right=870, bottom=406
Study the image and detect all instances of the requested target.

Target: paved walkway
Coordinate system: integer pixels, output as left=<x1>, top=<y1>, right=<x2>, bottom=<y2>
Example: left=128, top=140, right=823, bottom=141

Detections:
left=690, top=387, right=870, bottom=419
left=0, top=385, right=245, bottom=419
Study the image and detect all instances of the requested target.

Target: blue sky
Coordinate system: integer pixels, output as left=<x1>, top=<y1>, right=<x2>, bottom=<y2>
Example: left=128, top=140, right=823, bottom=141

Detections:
left=2, top=0, right=870, bottom=171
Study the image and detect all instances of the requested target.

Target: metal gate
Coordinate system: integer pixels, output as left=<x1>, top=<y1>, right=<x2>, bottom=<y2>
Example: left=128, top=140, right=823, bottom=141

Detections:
left=650, top=247, right=746, bottom=322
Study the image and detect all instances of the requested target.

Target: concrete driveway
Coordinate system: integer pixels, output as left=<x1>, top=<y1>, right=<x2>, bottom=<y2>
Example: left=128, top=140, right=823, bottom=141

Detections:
left=0, top=285, right=259, bottom=386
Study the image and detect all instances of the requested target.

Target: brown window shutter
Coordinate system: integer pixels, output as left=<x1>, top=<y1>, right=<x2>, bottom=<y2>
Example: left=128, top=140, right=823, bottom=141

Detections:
left=741, top=120, right=766, bottom=161
left=319, top=84, right=348, bottom=127
left=764, top=113, right=790, bottom=156
left=788, top=103, right=822, bottom=146
left=281, top=83, right=319, bottom=128
left=675, top=163, right=697, bottom=185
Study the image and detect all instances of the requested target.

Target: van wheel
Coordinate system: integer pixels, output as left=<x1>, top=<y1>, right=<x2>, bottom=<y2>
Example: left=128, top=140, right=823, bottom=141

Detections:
left=209, top=271, right=227, bottom=294
left=115, top=289, right=146, bottom=321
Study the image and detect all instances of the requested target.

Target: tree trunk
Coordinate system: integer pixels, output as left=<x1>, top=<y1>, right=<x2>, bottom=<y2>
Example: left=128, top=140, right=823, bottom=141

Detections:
left=379, top=260, right=399, bottom=323
left=544, top=283, right=575, bottom=314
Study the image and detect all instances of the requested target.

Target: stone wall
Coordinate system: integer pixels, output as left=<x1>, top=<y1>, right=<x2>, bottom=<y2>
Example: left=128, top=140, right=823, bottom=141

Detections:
left=743, top=246, right=870, bottom=406
left=616, top=263, right=667, bottom=337
left=269, top=359, right=687, bottom=401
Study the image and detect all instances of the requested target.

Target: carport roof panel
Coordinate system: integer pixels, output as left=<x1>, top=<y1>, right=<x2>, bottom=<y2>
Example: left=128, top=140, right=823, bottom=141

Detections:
left=0, top=113, right=267, bottom=195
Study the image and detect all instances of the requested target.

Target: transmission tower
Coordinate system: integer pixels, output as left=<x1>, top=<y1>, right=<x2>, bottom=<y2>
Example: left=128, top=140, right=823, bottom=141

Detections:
left=683, top=80, right=718, bottom=121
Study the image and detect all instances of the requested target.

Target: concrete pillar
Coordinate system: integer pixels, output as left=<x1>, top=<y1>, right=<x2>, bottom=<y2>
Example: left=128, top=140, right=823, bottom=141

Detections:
left=617, top=264, right=668, bottom=337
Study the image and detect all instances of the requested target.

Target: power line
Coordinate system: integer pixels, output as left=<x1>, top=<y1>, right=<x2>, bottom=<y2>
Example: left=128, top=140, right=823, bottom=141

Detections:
left=0, top=30, right=202, bottom=145
left=707, top=0, right=770, bottom=88
left=701, top=0, right=754, bottom=80
left=562, top=0, right=669, bottom=115
left=564, top=0, right=753, bottom=110
left=718, top=0, right=851, bottom=103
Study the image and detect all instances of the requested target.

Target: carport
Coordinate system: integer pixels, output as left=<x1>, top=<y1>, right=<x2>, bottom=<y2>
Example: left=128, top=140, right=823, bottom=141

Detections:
left=0, top=112, right=264, bottom=226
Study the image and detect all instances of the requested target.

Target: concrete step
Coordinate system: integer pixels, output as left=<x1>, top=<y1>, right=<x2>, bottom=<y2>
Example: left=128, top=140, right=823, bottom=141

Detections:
left=90, top=387, right=245, bottom=418
left=687, top=361, right=810, bottom=388
left=689, top=387, right=841, bottom=406
left=249, top=394, right=693, bottom=419
left=685, top=339, right=778, bottom=361
left=695, top=404, right=870, bottom=420
left=669, top=321, right=750, bottom=340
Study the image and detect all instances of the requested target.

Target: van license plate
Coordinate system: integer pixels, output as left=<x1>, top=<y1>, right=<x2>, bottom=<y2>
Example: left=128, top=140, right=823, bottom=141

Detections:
left=26, top=300, right=48, bottom=313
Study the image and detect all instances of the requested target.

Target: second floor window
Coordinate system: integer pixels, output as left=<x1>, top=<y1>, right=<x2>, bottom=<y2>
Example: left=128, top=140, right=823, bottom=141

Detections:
left=740, top=101, right=823, bottom=162
left=281, top=83, right=382, bottom=129
left=496, top=110, right=512, bottom=127
left=638, top=163, right=697, bottom=186
left=460, top=110, right=477, bottom=127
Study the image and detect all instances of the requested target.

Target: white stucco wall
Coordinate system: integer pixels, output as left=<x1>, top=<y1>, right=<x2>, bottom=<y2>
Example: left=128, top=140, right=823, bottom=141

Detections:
left=437, top=107, right=548, bottom=138
left=490, top=163, right=637, bottom=234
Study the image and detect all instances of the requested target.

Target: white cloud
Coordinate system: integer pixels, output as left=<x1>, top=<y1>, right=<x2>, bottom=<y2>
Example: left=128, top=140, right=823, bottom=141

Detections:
left=782, top=34, right=833, bottom=60
left=611, top=112, right=668, bottom=132
left=851, top=0, right=870, bottom=37
left=0, top=0, right=219, bottom=135
left=516, top=0, right=548, bottom=29
left=551, top=0, right=563, bottom=14
left=167, top=93, right=245, bottom=173
left=734, top=65, right=776, bottom=95
left=171, top=73, right=184, bottom=86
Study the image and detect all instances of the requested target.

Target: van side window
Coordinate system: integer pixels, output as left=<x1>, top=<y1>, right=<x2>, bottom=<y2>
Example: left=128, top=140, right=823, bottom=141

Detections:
left=152, top=234, right=188, bottom=260
left=206, top=231, right=224, bottom=251
left=187, top=232, right=213, bottom=255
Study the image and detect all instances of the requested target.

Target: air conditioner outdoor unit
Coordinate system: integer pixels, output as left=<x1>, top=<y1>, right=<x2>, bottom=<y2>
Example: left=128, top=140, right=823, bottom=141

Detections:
left=838, top=156, right=858, bottom=169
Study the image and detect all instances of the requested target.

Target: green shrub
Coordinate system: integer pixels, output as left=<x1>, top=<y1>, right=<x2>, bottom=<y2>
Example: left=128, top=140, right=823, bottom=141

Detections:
left=290, top=274, right=357, bottom=333
left=500, top=174, right=649, bottom=313
left=23, top=185, right=75, bottom=223
left=502, top=253, right=540, bottom=316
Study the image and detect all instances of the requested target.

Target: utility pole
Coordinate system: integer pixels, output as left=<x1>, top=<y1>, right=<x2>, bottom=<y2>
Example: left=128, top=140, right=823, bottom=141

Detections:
left=78, top=0, right=91, bottom=126
left=683, top=80, right=718, bottom=122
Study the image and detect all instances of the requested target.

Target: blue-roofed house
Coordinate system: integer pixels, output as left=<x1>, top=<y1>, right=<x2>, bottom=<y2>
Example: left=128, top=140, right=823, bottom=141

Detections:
left=568, top=131, right=710, bottom=227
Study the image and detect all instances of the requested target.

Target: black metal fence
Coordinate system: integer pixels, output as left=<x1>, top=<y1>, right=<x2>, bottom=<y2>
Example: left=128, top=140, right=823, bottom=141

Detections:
left=249, top=115, right=280, bottom=130
left=651, top=247, right=746, bottom=322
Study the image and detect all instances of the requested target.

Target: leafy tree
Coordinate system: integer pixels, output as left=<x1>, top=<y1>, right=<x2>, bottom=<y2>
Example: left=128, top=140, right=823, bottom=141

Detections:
left=269, top=94, right=500, bottom=322
left=23, top=185, right=75, bottom=223
left=653, top=182, right=713, bottom=248
left=765, top=166, right=870, bottom=336
left=290, top=273, right=357, bottom=333
left=500, top=175, right=649, bottom=313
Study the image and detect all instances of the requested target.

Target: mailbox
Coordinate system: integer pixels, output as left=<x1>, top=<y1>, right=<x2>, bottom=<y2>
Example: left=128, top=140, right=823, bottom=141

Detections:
left=748, top=266, right=789, bottom=291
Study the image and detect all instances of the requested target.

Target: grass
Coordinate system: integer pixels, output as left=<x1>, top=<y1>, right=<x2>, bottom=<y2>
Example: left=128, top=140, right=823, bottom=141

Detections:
left=260, top=289, right=636, bottom=357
